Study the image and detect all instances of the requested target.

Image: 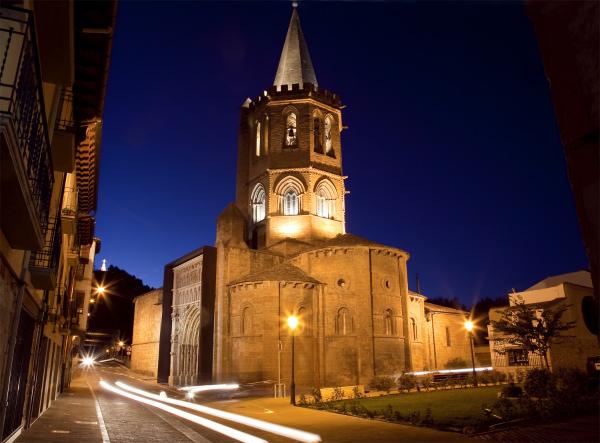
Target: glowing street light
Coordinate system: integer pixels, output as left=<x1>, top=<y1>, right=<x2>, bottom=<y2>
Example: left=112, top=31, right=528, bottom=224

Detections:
left=287, top=315, right=299, bottom=406
left=97, top=286, right=105, bottom=295
left=465, top=319, right=478, bottom=387
left=118, top=341, right=125, bottom=347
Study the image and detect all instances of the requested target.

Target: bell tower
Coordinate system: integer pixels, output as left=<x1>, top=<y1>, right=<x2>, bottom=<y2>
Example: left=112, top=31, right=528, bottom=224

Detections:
left=235, top=5, right=346, bottom=249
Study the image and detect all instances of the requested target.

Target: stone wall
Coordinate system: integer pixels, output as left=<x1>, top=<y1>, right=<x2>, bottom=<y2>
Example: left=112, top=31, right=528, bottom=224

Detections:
left=131, top=289, right=162, bottom=377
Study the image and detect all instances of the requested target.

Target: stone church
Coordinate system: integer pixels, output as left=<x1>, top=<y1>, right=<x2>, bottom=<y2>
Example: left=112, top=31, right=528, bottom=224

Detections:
left=139, top=6, right=474, bottom=388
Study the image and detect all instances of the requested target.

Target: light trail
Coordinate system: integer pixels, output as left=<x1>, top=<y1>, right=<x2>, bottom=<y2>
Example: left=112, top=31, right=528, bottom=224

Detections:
left=100, top=381, right=266, bottom=443
left=116, top=381, right=322, bottom=443
left=180, top=383, right=239, bottom=393
left=409, top=366, right=494, bottom=376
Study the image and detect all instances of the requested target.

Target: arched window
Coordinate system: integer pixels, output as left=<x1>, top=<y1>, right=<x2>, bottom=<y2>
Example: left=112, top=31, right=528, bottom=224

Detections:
left=250, top=184, right=266, bottom=223
left=384, top=309, right=394, bottom=335
left=283, top=190, right=298, bottom=215
left=275, top=176, right=304, bottom=216
left=313, top=116, right=322, bottom=153
left=264, top=115, right=269, bottom=153
left=241, top=307, right=251, bottom=335
left=336, top=307, right=353, bottom=335
left=324, top=115, right=334, bottom=157
left=314, top=179, right=337, bottom=219
left=286, top=113, right=297, bottom=147
left=255, top=121, right=261, bottom=156
left=411, top=318, right=418, bottom=341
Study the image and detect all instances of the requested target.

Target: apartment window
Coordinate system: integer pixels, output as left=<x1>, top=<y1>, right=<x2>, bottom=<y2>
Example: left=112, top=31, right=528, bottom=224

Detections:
left=507, top=349, right=529, bottom=366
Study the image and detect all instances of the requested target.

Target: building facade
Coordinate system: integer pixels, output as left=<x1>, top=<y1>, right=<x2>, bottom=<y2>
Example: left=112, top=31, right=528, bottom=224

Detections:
left=0, top=2, right=114, bottom=441
left=488, top=270, right=598, bottom=374
left=156, top=247, right=217, bottom=385
left=211, top=7, right=474, bottom=389
left=131, top=289, right=163, bottom=378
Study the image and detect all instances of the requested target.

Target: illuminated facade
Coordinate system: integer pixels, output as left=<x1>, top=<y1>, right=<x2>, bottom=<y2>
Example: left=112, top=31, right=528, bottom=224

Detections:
left=212, top=6, right=473, bottom=388
left=0, top=2, right=114, bottom=439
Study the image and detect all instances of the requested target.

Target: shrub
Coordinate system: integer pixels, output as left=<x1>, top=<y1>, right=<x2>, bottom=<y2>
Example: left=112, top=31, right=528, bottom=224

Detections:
left=479, top=370, right=491, bottom=385
left=445, top=357, right=468, bottom=369
left=420, top=375, right=432, bottom=391
left=492, top=370, right=507, bottom=384
left=332, top=386, right=344, bottom=401
left=524, top=368, right=554, bottom=398
left=554, top=367, right=588, bottom=397
left=501, top=382, right=523, bottom=398
left=515, top=368, right=527, bottom=383
left=408, top=410, right=421, bottom=425
left=369, top=375, right=396, bottom=393
left=398, top=372, right=417, bottom=392
left=311, top=387, right=322, bottom=404
left=352, top=385, right=363, bottom=399
left=299, top=394, right=308, bottom=406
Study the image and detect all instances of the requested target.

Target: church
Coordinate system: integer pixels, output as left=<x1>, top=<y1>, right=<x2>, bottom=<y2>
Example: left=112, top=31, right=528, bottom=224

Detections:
left=134, top=6, right=475, bottom=389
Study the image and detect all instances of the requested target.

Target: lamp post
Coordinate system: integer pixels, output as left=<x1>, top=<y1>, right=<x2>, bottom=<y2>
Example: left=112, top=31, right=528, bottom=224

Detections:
left=287, top=315, right=298, bottom=405
left=465, top=320, right=478, bottom=387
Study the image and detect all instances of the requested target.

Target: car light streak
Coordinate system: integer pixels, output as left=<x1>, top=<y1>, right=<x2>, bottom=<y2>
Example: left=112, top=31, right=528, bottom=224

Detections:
left=410, top=366, right=494, bottom=376
left=100, top=381, right=266, bottom=443
left=180, top=383, right=239, bottom=393
left=115, top=381, right=322, bottom=443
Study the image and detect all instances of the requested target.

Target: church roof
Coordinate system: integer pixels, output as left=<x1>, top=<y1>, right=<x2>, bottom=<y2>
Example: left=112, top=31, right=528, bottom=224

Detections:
left=316, top=233, right=409, bottom=256
left=424, top=301, right=468, bottom=315
left=525, top=270, right=592, bottom=291
left=228, top=262, right=321, bottom=286
left=274, top=6, right=318, bottom=89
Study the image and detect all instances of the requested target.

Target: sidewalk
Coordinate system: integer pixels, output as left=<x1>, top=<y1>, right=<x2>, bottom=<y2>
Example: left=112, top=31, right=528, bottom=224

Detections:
left=16, top=371, right=104, bottom=443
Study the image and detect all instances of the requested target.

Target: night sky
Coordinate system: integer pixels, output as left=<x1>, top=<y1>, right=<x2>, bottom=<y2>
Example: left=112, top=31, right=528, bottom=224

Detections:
left=96, top=1, right=588, bottom=306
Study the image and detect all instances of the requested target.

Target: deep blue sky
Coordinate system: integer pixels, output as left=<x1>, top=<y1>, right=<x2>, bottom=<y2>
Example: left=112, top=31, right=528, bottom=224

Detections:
left=96, top=1, right=588, bottom=306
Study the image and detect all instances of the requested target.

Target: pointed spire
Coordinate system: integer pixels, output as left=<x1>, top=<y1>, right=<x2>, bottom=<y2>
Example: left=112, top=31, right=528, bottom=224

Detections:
left=274, top=4, right=318, bottom=90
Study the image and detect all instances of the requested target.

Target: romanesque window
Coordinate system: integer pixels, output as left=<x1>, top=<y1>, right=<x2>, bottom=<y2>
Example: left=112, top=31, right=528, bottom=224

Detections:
left=286, top=113, right=297, bottom=147
left=255, top=121, right=261, bottom=156
left=250, top=183, right=266, bottom=223
left=411, top=318, right=418, bottom=340
left=324, top=115, right=334, bottom=157
left=313, top=116, right=322, bottom=153
left=264, top=115, right=269, bottom=153
left=445, top=326, right=451, bottom=346
left=241, top=307, right=252, bottom=335
left=336, top=307, right=353, bottom=335
left=275, top=175, right=304, bottom=215
left=384, top=309, right=394, bottom=335
left=314, top=179, right=336, bottom=219
left=283, top=190, right=299, bottom=215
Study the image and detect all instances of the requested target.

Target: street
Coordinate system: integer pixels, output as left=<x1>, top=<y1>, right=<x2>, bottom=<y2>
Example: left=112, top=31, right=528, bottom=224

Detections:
left=15, top=361, right=468, bottom=443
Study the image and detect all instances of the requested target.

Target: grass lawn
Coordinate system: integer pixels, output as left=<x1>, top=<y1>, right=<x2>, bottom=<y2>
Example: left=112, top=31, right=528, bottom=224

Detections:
left=331, top=386, right=503, bottom=429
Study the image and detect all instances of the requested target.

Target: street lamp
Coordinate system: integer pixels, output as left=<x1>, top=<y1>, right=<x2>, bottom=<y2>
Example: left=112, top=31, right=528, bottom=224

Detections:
left=465, top=320, right=478, bottom=387
left=287, top=315, right=299, bottom=406
left=97, top=286, right=105, bottom=295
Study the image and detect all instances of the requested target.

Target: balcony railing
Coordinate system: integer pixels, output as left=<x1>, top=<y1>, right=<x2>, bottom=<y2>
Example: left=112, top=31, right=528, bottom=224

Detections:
left=29, top=216, right=61, bottom=290
left=61, top=185, right=78, bottom=235
left=55, top=87, right=75, bottom=132
left=0, top=7, right=54, bottom=240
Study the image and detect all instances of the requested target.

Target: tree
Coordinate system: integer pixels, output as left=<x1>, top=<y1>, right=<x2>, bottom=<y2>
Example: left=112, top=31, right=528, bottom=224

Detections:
left=490, top=297, right=575, bottom=369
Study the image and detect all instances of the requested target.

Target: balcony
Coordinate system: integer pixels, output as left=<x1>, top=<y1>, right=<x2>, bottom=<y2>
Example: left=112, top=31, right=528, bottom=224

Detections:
left=29, top=217, right=61, bottom=290
left=61, top=185, right=78, bottom=235
left=0, top=7, right=54, bottom=250
left=67, top=242, right=80, bottom=267
left=52, top=87, right=76, bottom=172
